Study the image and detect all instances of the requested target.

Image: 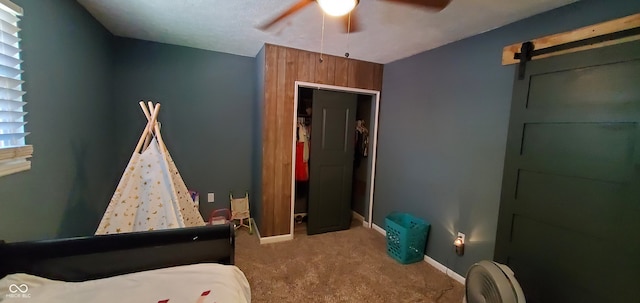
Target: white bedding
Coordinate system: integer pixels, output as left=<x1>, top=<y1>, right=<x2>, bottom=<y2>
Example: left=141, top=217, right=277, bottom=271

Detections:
left=0, top=264, right=250, bottom=303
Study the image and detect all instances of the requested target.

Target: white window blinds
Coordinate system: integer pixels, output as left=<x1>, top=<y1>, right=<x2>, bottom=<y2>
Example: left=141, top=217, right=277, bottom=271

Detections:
left=0, top=0, right=28, bottom=177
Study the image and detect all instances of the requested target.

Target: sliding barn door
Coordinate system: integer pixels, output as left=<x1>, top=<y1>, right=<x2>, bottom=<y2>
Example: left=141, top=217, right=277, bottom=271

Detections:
left=307, top=89, right=357, bottom=235
left=495, top=41, right=640, bottom=303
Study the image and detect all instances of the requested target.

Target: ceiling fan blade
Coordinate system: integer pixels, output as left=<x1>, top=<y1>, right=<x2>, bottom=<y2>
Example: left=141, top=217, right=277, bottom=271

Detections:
left=259, top=0, right=314, bottom=31
left=383, top=0, right=452, bottom=11
left=341, top=10, right=361, bottom=33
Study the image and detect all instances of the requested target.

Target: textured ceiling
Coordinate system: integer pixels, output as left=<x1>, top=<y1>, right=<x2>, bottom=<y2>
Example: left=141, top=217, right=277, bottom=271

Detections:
left=77, top=0, right=575, bottom=64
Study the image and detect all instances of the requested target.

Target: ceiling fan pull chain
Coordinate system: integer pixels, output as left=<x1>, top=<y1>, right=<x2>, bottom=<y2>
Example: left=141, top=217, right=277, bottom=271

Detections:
left=345, top=12, right=351, bottom=58
left=319, top=12, right=325, bottom=63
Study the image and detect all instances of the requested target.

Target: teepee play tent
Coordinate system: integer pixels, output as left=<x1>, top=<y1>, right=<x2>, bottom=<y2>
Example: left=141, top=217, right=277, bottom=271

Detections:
left=96, top=101, right=205, bottom=235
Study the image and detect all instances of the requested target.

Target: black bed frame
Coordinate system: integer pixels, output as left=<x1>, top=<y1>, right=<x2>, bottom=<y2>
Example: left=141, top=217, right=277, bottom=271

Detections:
left=0, top=224, right=235, bottom=282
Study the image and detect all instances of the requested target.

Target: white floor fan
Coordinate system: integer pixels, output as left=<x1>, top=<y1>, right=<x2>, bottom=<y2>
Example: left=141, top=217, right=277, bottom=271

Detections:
left=464, top=260, right=526, bottom=303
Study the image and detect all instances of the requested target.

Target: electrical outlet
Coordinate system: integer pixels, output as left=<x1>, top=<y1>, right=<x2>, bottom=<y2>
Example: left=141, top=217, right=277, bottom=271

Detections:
left=207, top=193, right=215, bottom=203
left=457, top=232, right=465, bottom=242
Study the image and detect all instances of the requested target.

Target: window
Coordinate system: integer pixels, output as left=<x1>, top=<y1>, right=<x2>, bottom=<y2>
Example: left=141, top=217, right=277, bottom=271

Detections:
left=0, top=0, right=28, bottom=177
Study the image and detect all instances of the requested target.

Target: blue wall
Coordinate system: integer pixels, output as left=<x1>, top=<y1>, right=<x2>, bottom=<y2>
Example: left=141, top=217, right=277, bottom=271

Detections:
left=0, top=2, right=257, bottom=242
left=0, top=0, right=116, bottom=241
left=112, top=37, right=256, bottom=220
left=377, top=0, right=640, bottom=275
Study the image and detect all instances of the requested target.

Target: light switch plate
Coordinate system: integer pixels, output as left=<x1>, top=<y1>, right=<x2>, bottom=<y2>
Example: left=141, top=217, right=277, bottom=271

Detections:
left=207, top=193, right=214, bottom=203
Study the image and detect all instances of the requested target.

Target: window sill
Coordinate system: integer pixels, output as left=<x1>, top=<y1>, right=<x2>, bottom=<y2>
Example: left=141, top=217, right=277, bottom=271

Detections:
left=0, top=145, right=33, bottom=177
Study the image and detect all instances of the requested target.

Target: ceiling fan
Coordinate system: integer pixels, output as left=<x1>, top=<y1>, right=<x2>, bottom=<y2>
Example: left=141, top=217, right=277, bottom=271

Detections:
left=259, top=0, right=452, bottom=33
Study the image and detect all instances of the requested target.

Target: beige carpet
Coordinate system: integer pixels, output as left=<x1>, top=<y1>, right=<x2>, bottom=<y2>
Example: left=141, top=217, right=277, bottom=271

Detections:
left=235, top=221, right=465, bottom=303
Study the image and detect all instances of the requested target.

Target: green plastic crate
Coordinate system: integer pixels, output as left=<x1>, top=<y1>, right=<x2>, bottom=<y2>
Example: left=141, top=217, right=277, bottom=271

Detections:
left=385, top=212, right=430, bottom=264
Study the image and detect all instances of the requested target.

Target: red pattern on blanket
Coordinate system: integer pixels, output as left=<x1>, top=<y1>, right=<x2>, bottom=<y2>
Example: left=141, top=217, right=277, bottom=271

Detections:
left=158, top=289, right=214, bottom=303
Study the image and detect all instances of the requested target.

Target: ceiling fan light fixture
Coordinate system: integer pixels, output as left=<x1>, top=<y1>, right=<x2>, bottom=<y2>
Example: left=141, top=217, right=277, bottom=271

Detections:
left=317, top=0, right=358, bottom=17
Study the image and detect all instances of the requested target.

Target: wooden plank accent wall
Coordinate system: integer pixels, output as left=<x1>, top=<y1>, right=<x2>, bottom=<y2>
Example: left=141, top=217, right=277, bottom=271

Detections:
left=260, top=44, right=383, bottom=237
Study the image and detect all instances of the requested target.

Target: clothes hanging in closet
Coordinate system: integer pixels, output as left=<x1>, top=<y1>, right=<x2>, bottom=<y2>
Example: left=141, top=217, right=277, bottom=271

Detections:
left=295, top=120, right=310, bottom=181
left=354, top=120, right=369, bottom=168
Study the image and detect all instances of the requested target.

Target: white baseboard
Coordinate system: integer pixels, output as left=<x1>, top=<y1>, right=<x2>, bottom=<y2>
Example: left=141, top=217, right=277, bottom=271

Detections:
left=372, top=223, right=386, bottom=236
left=259, top=233, right=293, bottom=244
left=352, top=211, right=370, bottom=227
left=424, top=255, right=465, bottom=284
left=371, top=223, right=465, bottom=285
left=258, top=233, right=293, bottom=244
left=352, top=211, right=365, bottom=222
left=253, top=220, right=294, bottom=244
left=253, top=219, right=261, bottom=238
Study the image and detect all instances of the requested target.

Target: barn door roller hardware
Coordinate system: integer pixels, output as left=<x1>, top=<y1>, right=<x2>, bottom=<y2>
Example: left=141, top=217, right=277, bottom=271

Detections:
left=514, top=42, right=534, bottom=80
left=514, top=25, right=640, bottom=80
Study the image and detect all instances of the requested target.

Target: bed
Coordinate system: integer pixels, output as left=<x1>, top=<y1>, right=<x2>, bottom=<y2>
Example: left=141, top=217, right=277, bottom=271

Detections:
left=0, top=224, right=250, bottom=302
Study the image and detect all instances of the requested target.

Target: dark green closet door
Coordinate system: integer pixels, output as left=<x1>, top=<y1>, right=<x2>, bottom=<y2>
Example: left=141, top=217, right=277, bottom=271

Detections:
left=495, top=41, right=640, bottom=303
left=307, top=89, right=357, bottom=235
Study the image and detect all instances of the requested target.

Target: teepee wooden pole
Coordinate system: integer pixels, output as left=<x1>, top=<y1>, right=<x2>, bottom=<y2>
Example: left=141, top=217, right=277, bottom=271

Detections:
left=147, top=102, right=156, bottom=134
left=153, top=103, right=168, bottom=153
left=148, top=102, right=168, bottom=153
left=147, top=102, right=160, bottom=151
left=141, top=101, right=154, bottom=151
left=134, top=102, right=160, bottom=154
left=140, top=100, right=152, bottom=120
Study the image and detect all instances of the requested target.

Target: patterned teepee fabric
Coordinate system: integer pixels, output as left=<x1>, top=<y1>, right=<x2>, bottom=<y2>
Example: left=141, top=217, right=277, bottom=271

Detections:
left=96, top=138, right=204, bottom=235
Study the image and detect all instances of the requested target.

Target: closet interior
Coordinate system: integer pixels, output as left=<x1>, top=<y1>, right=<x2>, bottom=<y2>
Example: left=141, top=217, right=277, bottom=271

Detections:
left=294, top=87, right=373, bottom=235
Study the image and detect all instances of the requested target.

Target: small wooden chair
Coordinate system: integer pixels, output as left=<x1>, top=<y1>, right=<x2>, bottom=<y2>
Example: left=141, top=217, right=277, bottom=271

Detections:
left=230, top=192, right=252, bottom=234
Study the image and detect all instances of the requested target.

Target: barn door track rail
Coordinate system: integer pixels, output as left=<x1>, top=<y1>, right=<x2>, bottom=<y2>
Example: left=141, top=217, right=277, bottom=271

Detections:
left=503, top=13, right=640, bottom=79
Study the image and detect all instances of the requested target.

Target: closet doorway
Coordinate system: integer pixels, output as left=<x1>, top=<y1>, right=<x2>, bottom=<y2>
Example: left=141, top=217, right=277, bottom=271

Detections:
left=291, top=81, right=380, bottom=236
